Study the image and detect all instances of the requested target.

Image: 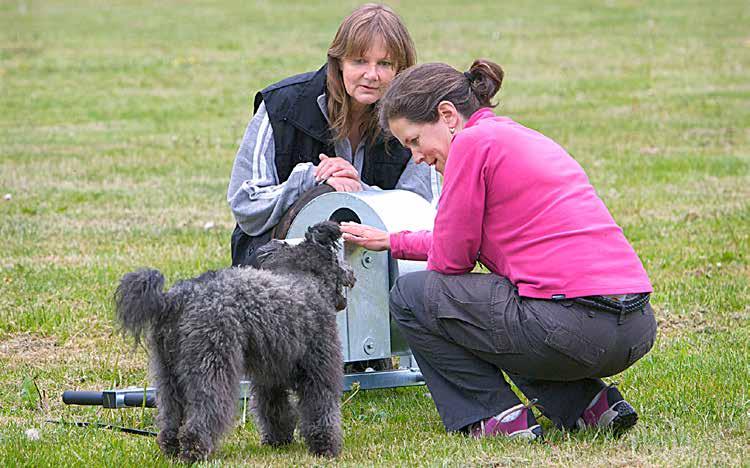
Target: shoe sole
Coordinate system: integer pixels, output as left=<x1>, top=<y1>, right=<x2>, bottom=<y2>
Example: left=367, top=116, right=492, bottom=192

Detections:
left=509, top=424, right=544, bottom=441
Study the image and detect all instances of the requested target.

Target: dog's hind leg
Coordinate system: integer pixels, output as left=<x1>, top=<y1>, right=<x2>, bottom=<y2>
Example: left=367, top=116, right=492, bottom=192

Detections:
left=297, top=361, right=343, bottom=457
left=152, top=334, right=183, bottom=458
left=176, top=328, right=242, bottom=463
left=252, top=384, right=297, bottom=447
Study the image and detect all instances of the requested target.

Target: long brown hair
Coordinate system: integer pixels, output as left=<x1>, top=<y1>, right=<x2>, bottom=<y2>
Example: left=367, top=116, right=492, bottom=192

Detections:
left=379, top=59, right=504, bottom=129
left=326, top=4, right=416, bottom=143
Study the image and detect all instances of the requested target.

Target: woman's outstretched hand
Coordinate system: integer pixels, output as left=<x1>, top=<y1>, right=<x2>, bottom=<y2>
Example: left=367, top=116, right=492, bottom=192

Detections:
left=339, top=222, right=390, bottom=251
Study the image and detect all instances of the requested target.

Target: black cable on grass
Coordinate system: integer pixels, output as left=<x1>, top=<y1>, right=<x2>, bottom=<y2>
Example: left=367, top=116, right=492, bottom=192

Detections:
left=45, top=419, right=157, bottom=437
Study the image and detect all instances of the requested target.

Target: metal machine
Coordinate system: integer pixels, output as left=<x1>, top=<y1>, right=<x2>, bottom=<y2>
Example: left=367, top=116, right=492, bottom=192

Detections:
left=285, top=189, right=435, bottom=368
left=63, top=189, right=435, bottom=408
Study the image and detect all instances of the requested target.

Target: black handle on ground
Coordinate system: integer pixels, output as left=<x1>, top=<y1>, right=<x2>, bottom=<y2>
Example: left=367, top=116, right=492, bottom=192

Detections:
left=62, top=391, right=103, bottom=406
left=124, top=392, right=156, bottom=408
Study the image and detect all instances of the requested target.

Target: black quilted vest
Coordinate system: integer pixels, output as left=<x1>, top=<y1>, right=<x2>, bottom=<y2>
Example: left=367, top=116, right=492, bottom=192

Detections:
left=255, top=64, right=411, bottom=188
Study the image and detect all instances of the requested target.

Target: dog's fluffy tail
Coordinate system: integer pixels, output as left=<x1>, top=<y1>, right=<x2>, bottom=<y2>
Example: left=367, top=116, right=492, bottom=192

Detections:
left=114, top=268, right=168, bottom=344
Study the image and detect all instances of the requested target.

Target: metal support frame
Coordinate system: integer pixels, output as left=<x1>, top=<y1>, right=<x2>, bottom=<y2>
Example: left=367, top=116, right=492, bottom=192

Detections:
left=63, top=367, right=424, bottom=409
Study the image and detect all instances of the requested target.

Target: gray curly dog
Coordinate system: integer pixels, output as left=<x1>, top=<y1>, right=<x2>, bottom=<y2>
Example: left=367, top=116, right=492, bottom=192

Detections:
left=115, top=221, right=355, bottom=462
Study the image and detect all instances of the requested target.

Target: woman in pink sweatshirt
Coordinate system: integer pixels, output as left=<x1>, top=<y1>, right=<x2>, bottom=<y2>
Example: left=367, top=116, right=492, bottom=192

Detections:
left=340, top=59, right=656, bottom=441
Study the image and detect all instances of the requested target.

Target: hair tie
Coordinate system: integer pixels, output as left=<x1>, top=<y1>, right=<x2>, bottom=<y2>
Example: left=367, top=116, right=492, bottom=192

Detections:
left=463, top=71, right=474, bottom=82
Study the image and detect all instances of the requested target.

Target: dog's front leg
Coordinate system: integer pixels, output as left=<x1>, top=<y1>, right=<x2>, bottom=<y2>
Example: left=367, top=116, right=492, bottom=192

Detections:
left=296, top=376, right=343, bottom=457
left=252, top=385, right=297, bottom=446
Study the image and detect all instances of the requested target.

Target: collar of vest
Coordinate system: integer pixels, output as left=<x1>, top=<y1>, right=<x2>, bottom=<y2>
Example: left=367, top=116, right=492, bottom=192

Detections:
left=282, top=64, right=330, bottom=143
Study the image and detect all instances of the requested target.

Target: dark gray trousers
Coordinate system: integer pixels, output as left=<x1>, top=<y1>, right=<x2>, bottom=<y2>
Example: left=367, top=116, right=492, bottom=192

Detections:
left=390, top=271, right=657, bottom=432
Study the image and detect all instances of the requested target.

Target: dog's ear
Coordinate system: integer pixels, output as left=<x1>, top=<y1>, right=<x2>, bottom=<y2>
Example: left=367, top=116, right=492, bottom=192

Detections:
left=342, top=263, right=356, bottom=288
left=255, top=240, right=287, bottom=267
left=304, top=221, right=342, bottom=249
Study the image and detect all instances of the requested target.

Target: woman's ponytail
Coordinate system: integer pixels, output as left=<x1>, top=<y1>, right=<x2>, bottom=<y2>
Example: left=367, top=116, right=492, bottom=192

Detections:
left=379, top=58, right=505, bottom=128
left=466, top=59, right=504, bottom=108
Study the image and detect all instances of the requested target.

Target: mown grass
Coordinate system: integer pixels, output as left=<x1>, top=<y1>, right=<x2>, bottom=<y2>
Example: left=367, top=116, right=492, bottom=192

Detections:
left=1, top=0, right=748, bottom=466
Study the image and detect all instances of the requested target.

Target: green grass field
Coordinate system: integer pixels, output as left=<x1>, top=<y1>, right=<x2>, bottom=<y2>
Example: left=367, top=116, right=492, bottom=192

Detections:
left=1, top=0, right=748, bottom=465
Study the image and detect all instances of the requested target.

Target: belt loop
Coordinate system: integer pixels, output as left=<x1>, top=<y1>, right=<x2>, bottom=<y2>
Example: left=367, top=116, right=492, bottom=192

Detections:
left=617, top=302, right=626, bottom=325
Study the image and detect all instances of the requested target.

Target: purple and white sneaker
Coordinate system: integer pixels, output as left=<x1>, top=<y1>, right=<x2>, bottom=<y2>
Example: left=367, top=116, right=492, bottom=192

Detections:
left=576, top=385, right=638, bottom=434
left=470, top=400, right=543, bottom=440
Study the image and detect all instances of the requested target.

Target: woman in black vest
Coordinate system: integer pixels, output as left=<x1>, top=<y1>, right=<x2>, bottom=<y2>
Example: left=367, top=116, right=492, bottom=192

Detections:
left=228, top=4, right=438, bottom=267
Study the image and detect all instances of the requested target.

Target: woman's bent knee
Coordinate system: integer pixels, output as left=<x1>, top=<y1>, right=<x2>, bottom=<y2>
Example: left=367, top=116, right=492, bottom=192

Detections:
left=389, top=271, right=429, bottom=320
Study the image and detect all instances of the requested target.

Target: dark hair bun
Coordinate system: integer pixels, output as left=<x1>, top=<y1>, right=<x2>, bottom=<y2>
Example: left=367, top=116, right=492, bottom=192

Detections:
left=467, top=59, right=504, bottom=107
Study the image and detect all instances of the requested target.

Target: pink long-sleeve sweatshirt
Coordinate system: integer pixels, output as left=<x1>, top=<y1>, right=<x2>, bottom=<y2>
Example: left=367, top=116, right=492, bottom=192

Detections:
left=390, top=108, right=652, bottom=299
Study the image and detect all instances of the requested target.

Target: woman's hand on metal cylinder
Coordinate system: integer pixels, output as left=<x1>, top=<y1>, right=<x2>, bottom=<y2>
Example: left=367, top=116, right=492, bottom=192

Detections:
left=340, top=222, right=390, bottom=251
left=324, top=176, right=362, bottom=192
left=316, top=154, right=360, bottom=182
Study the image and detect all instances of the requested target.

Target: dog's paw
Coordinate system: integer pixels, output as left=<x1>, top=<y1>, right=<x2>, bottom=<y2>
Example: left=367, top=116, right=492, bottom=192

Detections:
left=260, top=433, right=294, bottom=447
left=178, top=432, right=212, bottom=463
left=178, top=447, right=209, bottom=464
left=305, top=430, right=343, bottom=458
left=156, top=431, right=180, bottom=458
left=309, top=443, right=342, bottom=458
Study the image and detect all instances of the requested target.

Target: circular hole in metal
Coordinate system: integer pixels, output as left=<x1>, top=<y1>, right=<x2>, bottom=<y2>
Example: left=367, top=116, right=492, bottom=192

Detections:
left=330, top=208, right=361, bottom=224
